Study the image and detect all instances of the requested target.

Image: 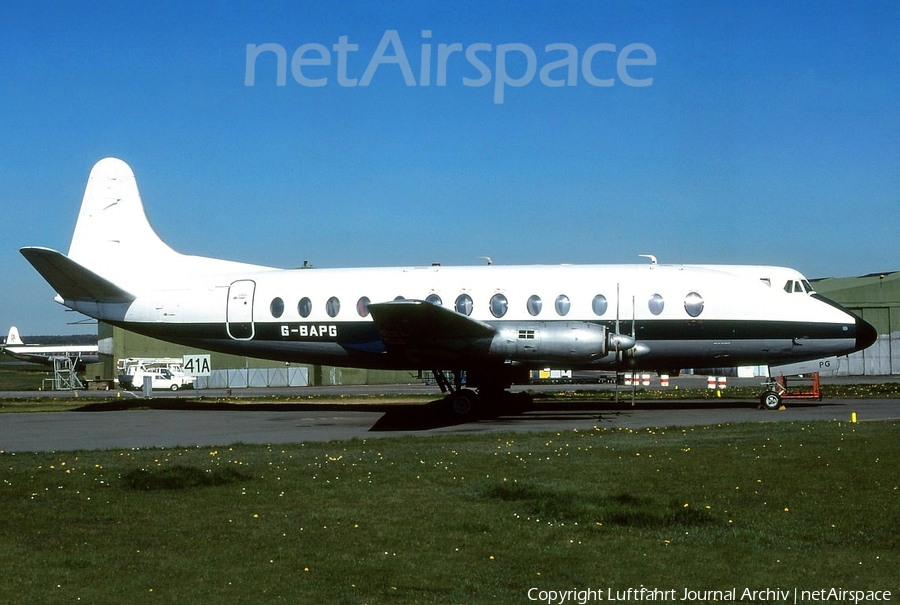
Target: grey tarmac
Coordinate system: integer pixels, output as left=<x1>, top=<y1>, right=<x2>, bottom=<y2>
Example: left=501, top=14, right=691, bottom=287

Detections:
left=1, top=388, right=898, bottom=453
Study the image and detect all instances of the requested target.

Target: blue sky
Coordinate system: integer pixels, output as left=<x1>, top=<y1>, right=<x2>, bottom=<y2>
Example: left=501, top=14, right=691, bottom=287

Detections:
left=2, top=1, right=898, bottom=335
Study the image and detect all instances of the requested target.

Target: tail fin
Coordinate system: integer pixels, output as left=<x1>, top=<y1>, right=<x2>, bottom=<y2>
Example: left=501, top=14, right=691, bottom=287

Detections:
left=67, top=157, right=180, bottom=283
left=6, top=326, right=25, bottom=346
left=24, top=158, right=277, bottom=302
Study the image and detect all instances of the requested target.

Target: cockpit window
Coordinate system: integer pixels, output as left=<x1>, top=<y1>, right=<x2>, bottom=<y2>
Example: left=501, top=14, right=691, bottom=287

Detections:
left=784, top=279, right=814, bottom=294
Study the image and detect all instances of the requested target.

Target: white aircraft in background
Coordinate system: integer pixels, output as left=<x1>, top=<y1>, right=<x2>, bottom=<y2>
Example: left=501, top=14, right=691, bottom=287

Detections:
left=1, top=326, right=99, bottom=370
left=21, top=158, right=876, bottom=412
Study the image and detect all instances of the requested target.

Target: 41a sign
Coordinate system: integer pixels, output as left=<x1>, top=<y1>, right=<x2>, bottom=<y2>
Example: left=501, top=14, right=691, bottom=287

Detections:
left=182, top=355, right=211, bottom=376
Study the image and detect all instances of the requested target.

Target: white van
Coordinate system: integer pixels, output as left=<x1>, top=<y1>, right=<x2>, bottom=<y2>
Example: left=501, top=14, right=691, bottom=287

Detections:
left=118, top=359, right=195, bottom=391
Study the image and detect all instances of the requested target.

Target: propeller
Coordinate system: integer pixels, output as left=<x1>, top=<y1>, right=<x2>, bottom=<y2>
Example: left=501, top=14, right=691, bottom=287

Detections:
left=610, top=286, right=646, bottom=405
left=631, top=295, right=637, bottom=404
left=614, top=284, right=621, bottom=403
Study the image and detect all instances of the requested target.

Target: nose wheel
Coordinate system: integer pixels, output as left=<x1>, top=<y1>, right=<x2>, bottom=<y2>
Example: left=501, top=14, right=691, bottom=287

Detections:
left=759, top=378, right=787, bottom=410
left=760, top=390, right=782, bottom=410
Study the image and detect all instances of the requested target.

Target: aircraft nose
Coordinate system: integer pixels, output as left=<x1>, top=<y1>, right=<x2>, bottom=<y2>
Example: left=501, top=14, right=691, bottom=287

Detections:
left=855, top=316, right=877, bottom=351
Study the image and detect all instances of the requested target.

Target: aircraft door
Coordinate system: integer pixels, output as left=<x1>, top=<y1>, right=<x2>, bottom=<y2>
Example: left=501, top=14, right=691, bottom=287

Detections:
left=227, top=280, right=256, bottom=340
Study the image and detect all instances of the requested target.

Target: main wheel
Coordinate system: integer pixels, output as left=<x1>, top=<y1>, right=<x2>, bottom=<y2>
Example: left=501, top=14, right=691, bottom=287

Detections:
left=760, top=390, right=782, bottom=410
left=448, top=389, right=478, bottom=416
left=170, top=384, right=179, bottom=391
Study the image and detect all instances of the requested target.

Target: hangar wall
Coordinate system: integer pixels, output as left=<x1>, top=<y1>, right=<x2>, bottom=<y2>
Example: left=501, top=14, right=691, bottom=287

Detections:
left=813, top=271, right=899, bottom=376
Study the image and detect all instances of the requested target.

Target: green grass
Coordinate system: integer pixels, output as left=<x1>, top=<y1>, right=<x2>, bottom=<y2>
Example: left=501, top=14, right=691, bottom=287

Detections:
left=0, top=362, right=53, bottom=391
left=1, top=421, right=897, bottom=603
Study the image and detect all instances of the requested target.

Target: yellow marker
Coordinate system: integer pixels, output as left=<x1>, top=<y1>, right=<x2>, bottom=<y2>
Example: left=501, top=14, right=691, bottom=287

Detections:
left=851, top=412, right=858, bottom=423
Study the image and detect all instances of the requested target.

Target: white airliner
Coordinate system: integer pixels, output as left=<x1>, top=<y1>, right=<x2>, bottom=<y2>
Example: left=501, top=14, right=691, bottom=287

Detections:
left=21, top=158, right=876, bottom=411
left=2, top=326, right=99, bottom=370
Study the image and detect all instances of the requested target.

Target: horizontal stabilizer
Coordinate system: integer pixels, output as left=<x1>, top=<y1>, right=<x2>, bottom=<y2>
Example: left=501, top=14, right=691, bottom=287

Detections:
left=368, top=300, right=495, bottom=359
left=20, top=247, right=135, bottom=304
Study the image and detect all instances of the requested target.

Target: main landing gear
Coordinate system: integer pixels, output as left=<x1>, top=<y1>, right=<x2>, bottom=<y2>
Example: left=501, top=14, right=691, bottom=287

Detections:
left=432, top=370, right=479, bottom=415
left=431, top=369, right=530, bottom=417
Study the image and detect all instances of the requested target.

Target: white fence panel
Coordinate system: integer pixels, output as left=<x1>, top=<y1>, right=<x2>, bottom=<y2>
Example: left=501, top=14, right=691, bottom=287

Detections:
left=194, top=367, right=309, bottom=389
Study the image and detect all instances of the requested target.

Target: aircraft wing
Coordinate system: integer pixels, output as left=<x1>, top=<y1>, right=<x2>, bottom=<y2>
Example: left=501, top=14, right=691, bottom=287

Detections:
left=368, top=300, right=496, bottom=365
left=20, top=247, right=135, bottom=304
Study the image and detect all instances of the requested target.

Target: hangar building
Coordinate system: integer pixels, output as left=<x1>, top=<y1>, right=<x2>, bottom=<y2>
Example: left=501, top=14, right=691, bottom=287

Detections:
left=812, top=271, right=898, bottom=375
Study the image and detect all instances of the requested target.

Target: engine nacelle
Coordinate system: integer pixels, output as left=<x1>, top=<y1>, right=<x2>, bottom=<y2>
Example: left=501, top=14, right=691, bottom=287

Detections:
left=489, top=321, right=609, bottom=363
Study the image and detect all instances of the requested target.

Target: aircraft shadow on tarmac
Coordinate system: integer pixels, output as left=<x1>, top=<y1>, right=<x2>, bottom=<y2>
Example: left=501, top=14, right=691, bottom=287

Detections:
left=72, top=396, right=839, bottom=432
left=366, top=397, right=840, bottom=431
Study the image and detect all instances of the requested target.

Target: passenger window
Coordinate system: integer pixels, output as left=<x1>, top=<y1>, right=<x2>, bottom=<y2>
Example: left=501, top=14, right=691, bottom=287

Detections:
left=555, top=294, right=570, bottom=316
left=526, top=295, right=542, bottom=316
left=455, top=294, right=473, bottom=316
left=490, top=293, right=508, bottom=318
left=648, top=293, right=665, bottom=315
left=356, top=296, right=371, bottom=317
left=592, top=294, right=608, bottom=316
left=270, top=297, right=284, bottom=318
left=426, top=293, right=442, bottom=306
left=684, top=292, right=704, bottom=317
left=297, top=297, right=312, bottom=318
left=326, top=296, right=340, bottom=318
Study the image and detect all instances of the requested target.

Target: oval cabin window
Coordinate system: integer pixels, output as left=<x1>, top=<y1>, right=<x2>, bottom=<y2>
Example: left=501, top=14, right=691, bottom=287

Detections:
left=297, top=297, right=312, bottom=318
left=648, top=293, right=665, bottom=316
left=489, top=293, right=508, bottom=318
left=455, top=294, right=473, bottom=316
left=684, top=292, right=704, bottom=317
left=270, top=297, right=284, bottom=318
left=356, top=296, right=371, bottom=317
left=326, top=297, right=340, bottom=318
